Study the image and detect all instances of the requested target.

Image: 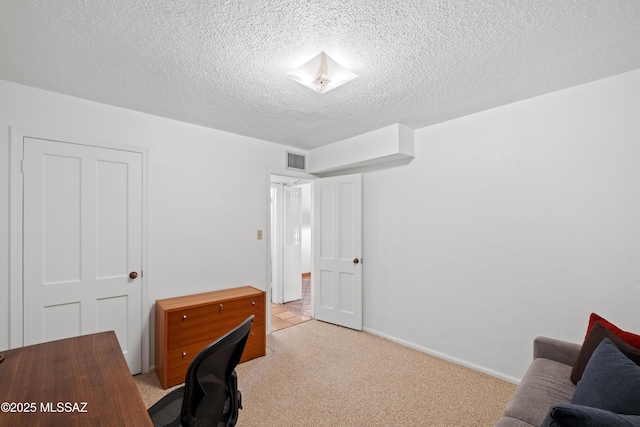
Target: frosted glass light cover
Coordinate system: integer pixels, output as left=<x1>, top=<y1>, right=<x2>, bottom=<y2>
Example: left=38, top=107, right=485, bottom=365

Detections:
left=286, top=51, right=358, bottom=93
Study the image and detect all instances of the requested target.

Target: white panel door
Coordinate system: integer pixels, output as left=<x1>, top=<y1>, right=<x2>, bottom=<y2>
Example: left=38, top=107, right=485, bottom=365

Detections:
left=270, top=184, right=281, bottom=304
left=23, top=137, right=143, bottom=374
left=313, top=174, right=362, bottom=330
left=283, top=186, right=302, bottom=302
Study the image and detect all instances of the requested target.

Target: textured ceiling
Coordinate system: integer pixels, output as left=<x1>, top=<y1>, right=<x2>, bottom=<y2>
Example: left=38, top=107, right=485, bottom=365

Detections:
left=1, top=1, right=639, bottom=150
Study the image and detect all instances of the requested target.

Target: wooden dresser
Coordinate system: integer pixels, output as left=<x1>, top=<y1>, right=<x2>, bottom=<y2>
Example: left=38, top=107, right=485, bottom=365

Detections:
left=155, top=286, right=266, bottom=389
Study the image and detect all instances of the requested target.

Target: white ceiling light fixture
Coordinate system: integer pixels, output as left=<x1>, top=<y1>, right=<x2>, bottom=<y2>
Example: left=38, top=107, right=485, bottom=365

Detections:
left=286, top=51, right=358, bottom=94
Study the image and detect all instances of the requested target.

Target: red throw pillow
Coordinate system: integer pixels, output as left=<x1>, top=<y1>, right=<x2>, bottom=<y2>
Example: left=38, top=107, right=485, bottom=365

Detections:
left=586, top=313, right=640, bottom=350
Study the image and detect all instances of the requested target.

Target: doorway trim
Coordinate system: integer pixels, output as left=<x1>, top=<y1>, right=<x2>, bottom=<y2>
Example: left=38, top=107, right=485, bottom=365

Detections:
left=266, top=168, right=316, bottom=334
left=8, top=127, right=150, bottom=373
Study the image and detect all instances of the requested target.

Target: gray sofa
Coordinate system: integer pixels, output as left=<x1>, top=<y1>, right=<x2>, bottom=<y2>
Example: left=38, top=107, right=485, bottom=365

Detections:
left=495, top=336, right=582, bottom=427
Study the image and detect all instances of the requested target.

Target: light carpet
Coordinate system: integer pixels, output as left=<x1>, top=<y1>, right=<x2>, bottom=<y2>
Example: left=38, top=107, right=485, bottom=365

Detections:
left=135, top=320, right=516, bottom=426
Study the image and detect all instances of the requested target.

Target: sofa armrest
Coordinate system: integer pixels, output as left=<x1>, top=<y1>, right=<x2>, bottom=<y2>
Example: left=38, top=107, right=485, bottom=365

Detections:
left=533, top=336, right=581, bottom=366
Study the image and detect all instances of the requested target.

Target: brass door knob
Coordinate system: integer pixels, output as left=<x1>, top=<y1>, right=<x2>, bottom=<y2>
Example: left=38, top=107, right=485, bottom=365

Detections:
left=353, top=258, right=359, bottom=264
left=129, top=272, right=138, bottom=279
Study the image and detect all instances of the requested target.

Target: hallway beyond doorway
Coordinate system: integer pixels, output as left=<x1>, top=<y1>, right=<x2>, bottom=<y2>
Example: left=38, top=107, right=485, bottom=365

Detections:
left=271, top=273, right=311, bottom=332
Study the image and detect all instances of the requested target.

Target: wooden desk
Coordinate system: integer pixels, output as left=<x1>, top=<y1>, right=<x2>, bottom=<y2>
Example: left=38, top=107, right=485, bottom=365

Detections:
left=0, top=331, right=152, bottom=426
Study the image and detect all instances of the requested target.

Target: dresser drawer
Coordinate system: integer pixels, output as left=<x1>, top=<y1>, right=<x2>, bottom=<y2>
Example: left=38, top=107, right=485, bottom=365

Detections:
left=216, top=295, right=263, bottom=327
left=167, top=305, right=218, bottom=349
left=242, top=324, right=266, bottom=362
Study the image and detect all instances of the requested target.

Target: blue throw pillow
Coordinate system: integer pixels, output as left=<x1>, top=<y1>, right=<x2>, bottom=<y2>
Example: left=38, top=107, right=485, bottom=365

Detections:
left=541, top=404, right=640, bottom=427
left=571, top=338, right=640, bottom=415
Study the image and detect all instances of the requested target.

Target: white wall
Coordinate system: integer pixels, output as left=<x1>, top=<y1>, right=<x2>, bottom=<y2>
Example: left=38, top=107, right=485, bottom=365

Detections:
left=0, top=80, right=300, bottom=365
left=2, top=69, right=639, bottom=381
left=362, top=69, right=640, bottom=381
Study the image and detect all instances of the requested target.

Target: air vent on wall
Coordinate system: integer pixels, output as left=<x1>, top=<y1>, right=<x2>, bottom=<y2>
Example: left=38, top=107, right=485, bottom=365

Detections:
left=286, top=151, right=306, bottom=172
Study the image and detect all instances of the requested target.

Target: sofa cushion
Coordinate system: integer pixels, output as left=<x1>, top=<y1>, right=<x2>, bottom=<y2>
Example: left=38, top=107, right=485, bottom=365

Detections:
left=500, top=358, right=575, bottom=426
left=571, top=338, right=640, bottom=415
left=494, top=415, right=539, bottom=427
left=586, top=313, right=640, bottom=349
left=541, top=404, right=640, bottom=427
left=571, top=322, right=640, bottom=384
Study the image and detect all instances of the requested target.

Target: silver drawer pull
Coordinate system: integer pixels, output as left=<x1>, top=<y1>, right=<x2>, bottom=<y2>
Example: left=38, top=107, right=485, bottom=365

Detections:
left=182, top=351, right=187, bottom=357
left=220, top=304, right=223, bottom=310
left=251, top=301, right=255, bottom=305
left=183, top=314, right=187, bottom=320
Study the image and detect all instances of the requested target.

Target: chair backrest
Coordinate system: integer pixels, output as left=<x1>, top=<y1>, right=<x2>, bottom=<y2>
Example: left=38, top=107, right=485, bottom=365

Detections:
left=180, top=315, right=254, bottom=427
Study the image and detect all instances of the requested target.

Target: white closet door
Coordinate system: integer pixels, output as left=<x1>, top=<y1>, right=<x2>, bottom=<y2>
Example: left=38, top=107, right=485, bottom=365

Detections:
left=283, top=186, right=302, bottom=302
left=23, top=137, right=143, bottom=374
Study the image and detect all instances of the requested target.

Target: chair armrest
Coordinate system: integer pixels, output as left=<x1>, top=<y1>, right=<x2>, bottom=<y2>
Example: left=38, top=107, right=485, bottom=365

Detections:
left=533, top=336, right=581, bottom=366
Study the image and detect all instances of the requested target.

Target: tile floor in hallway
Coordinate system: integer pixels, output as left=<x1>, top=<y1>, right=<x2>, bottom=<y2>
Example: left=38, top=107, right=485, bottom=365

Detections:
left=271, top=273, right=312, bottom=332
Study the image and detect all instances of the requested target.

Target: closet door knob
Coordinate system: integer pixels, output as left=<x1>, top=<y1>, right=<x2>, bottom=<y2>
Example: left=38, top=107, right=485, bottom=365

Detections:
left=129, top=271, right=138, bottom=279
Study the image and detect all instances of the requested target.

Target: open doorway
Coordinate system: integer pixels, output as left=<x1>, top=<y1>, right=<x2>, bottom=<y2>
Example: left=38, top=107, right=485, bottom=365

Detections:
left=270, top=174, right=313, bottom=332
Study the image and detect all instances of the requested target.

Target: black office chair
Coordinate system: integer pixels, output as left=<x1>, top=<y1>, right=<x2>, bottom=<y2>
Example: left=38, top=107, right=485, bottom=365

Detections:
left=148, top=315, right=254, bottom=427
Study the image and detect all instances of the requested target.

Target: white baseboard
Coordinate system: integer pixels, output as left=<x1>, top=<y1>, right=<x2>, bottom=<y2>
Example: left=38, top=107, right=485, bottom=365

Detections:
left=362, top=326, right=521, bottom=385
